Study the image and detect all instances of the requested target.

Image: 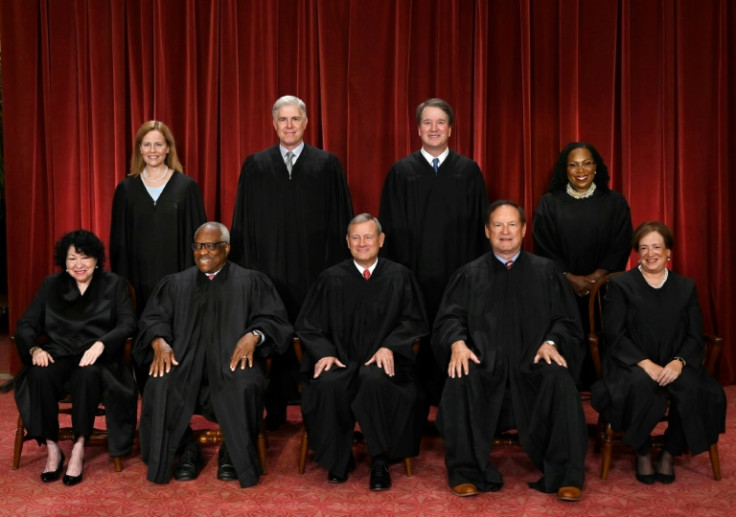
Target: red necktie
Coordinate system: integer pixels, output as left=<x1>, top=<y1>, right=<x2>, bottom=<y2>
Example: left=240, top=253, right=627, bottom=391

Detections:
left=363, top=269, right=371, bottom=280
left=505, top=260, right=513, bottom=270
left=207, top=273, right=215, bottom=280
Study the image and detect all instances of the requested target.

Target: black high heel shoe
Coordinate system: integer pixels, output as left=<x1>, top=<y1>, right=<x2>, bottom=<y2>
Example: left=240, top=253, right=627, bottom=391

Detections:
left=40, top=451, right=65, bottom=483
left=655, top=451, right=675, bottom=484
left=63, top=460, right=84, bottom=486
left=635, top=453, right=655, bottom=485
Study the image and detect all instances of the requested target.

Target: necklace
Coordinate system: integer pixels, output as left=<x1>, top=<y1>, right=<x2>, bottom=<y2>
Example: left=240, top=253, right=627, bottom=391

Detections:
left=566, top=182, right=596, bottom=199
left=142, top=166, right=169, bottom=183
left=638, top=264, right=668, bottom=289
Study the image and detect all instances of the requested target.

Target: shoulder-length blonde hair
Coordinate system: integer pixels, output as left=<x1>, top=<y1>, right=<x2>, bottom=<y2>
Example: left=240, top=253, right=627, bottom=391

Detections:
left=129, top=120, right=184, bottom=176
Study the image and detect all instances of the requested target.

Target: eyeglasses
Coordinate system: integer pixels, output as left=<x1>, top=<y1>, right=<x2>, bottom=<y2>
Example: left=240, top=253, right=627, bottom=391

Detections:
left=191, top=241, right=227, bottom=251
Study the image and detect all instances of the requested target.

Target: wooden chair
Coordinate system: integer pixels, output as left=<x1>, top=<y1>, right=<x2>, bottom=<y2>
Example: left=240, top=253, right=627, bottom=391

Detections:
left=293, top=337, right=417, bottom=476
left=191, top=357, right=271, bottom=474
left=588, top=272, right=722, bottom=480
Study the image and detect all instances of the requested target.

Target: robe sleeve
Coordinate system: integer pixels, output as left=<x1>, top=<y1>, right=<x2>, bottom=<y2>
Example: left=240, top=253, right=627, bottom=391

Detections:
left=431, top=267, right=473, bottom=369
left=109, top=182, right=129, bottom=278
left=295, top=277, right=340, bottom=364
left=133, top=276, right=177, bottom=368
left=229, top=157, right=254, bottom=267
left=15, top=277, right=51, bottom=364
left=672, top=283, right=705, bottom=369
left=243, top=273, right=293, bottom=358
left=603, top=279, right=650, bottom=367
left=378, top=271, right=429, bottom=360
left=597, top=193, right=633, bottom=273
left=532, top=195, right=566, bottom=270
left=179, top=178, right=207, bottom=270
left=379, top=166, right=411, bottom=265
left=544, top=268, right=585, bottom=378
left=98, top=276, right=137, bottom=356
left=324, top=156, right=354, bottom=267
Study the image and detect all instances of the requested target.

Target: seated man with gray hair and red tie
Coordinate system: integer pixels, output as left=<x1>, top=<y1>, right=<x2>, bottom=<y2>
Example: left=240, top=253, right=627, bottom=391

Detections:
left=295, top=213, right=429, bottom=491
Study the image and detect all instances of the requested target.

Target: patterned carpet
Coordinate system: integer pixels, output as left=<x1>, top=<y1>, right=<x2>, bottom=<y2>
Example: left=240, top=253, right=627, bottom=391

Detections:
left=0, top=387, right=733, bottom=516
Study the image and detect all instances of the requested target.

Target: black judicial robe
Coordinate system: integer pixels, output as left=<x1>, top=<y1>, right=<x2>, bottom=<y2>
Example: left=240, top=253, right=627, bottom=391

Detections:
left=134, top=262, right=292, bottom=487
left=296, top=259, right=429, bottom=474
left=379, top=150, right=488, bottom=322
left=110, top=171, right=206, bottom=315
left=14, top=270, right=138, bottom=456
left=533, top=188, right=632, bottom=276
left=433, top=251, right=586, bottom=492
left=591, top=269, right=726, bottom=455
left=230, top=144, right=353, bottom=320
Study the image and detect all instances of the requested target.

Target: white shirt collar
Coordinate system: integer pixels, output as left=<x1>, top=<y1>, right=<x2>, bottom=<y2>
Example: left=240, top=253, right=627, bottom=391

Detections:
left=420, top=147, right=450, bottom=168
left=354, top=258, right=378, bottom=276
left=280, top=142, right=305, bottom=161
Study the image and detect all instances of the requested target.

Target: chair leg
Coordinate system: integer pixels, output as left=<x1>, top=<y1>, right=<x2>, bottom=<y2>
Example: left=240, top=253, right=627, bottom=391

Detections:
left=298, top=430, right=309, bottom=474
left=257, top=431, right=267, bottom=475
left=113, top=456, right=123, bottom=472
left=600, top=423, right=614, bottom=480
left=403, top=457, right=413, bottom=477
left=709, top=443, right=722, bottom=481
left=12, top=414, right=25, bottom=470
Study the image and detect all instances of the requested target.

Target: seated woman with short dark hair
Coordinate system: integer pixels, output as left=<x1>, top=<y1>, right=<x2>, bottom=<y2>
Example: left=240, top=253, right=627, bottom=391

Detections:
left=13, top=229, right=137, bottom=486
left=592, top=221, right=726, bottom=484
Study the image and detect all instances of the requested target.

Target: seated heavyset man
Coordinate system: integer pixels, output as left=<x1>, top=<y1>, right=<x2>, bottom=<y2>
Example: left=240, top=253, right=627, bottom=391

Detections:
left=133, top=222, right=292, bottom=488
left=433, top=200, right=587, bottom=501
left=296, top=213, right=429, bottom=490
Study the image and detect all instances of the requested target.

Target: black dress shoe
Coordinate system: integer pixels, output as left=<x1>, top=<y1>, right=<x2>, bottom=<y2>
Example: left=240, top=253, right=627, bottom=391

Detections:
left=174, top=442, right=202, bottom=481
left=217, top=442, right=238, bottom=481
left=41, top=452, right=65, bottom=483
left=327, top=471, right=348, bottom=483
left=62, top=461, right=84, bottom=487
left=369, top=461, right=391, bottom=491
left=327, top=455, right=355, bottom=483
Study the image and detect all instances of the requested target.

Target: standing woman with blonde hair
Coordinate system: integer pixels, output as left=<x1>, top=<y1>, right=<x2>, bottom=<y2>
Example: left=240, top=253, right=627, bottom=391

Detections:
left=110, top=120, right=206, bottom=315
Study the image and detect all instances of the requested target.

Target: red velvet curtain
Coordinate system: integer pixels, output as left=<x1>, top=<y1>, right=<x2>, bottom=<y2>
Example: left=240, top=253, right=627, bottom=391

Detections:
left=2, top=0, right=734, bottom=383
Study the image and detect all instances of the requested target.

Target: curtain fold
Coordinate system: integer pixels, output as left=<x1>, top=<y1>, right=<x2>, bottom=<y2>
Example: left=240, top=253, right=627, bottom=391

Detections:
left=2, top=0, right=734, bottom=383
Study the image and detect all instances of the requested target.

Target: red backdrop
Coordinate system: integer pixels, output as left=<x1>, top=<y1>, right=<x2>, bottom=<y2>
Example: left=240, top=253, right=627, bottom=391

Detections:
left=2, top=0, right=734, bottom=383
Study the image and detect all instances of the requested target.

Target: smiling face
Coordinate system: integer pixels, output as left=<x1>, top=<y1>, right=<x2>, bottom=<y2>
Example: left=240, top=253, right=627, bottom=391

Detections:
left=139, top=129, right=170, bottom=169
left=346, top=220, right=385, bottom=268
left=192, top=226, right=230, bottom=274
left=417, top=106, right=452, bottom=156
left=485, top=204, right=526, bottom=259
left=566, top=147, right=596, bottom=192
left=273, top=103, right=308, bottom=150
left=66, top=246, right=97, bottom=286
left=637, top=230, right=670, bottom=275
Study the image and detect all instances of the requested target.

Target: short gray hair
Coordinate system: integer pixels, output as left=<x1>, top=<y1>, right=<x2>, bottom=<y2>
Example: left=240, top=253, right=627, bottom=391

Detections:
left=347, top=213, right=382, bottom=235
left=272, top=95, right=307, bottom=119
left=195, top=222, right=231, bottom=243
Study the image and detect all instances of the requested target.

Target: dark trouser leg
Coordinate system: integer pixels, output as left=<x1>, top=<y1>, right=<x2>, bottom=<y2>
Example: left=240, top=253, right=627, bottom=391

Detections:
left=352, top=363, right=420, bottom=460
left=264, top=345, right=299, bottom=429
left=621, top=367, right=667, bottom=454
left=212, top=363, right=267, bottom=488
left=301, top=363, right=358, bottom=478
left=436, top=363, right=503, bottom=492
left=24, top=356, right=79, bottom=442
left=69, top=363, right=103, bottom=440
left=524, top=364, right=587, bottom=493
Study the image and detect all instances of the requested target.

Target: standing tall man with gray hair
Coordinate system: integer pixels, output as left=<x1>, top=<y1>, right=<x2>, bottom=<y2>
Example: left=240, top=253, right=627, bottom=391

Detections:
left=231, top=95, right=354, bottom=430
